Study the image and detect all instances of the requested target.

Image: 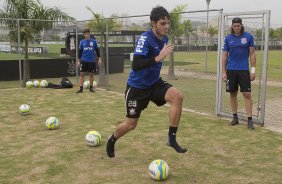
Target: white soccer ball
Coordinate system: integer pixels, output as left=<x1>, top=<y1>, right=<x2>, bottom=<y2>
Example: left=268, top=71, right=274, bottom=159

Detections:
left=40, top=80, right=48, bottom=88
left=83, top=80, right=90, bottom=89
left=45, top=117, right=59, bottom=130
left=33, top=80, right=40, bottom=87
left=19, top=104, right=30, bottom=115
left=93, top=81, right=97, bottom=88
left=149, top=159, right=169, bottom=181
left=85, top=131, right=101, bottom=146
left=26, top=81, right=33, bottom=88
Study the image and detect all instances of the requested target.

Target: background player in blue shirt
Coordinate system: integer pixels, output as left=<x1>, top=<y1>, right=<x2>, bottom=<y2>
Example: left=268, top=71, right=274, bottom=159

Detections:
left=106, top=6, right=187, bottom=158
left=222, top=17, right=256, bottom=130
left=76, top=28, right=101, bottom=93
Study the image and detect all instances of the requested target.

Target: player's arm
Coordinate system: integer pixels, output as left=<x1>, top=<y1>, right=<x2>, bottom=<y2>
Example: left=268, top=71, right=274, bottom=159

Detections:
left=77, top=41, right=83, bottom=66
left=155, top=44, right=173, bottom=62
left=221, top=51, right=228, bottom=81
left=95, top=47, right=100, bottom=58
left=95, top=47, right=102, bottom=66
left=221, top=37, right=229, bottom=81
left=249, top=47, right=256, bottom=81
left=132, top=56, right=156, bottom=71
left=132, top=44, right=174, bottom=71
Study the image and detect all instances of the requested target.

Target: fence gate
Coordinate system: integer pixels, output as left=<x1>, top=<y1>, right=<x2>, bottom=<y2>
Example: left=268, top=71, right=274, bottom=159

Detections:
left=216, top=10, right=270, bottom=125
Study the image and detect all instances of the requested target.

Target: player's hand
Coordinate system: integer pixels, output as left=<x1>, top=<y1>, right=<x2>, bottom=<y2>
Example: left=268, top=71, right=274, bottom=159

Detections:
left=250, top=73, right=256, bottom=81
left=98, top=58, right=102, bottom=66
left=76, top=59, right=80, bottom=67
left=222, top=71, right=227, bottom=82
left=155, top=44, right=174, bottom=62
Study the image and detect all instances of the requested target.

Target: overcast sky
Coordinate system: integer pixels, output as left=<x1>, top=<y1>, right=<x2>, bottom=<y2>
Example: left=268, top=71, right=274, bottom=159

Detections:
left=1, top=0, right=281, bottom=25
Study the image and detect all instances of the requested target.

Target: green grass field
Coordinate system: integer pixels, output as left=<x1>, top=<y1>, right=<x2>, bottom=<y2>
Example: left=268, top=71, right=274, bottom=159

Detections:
left=0, top=88, right=281, bottom=183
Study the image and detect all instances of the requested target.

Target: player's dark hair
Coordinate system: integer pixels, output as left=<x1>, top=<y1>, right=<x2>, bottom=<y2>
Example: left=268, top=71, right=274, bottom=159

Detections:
left=232, top=17, right=242, bottom=25
left=150, top=6, right=170, bottom=22
left=83, top=28, right=90, bottom=34
left=231, top=17, right=244, bottom=34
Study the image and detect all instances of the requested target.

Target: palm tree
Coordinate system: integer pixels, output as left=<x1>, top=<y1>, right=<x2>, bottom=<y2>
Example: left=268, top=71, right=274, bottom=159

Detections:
left=168, top=4, right=187, bottom=79
left=276, top=27, right=282, bottom=40
left=86, top=7, right=120, bottom=87
left=255, top=29, right=262, bottom=41
left=269, top=28, right=279, bottom=47
left=0, top=0, right=75, bottom=86
left=207, top=25, right=218, bottom=49
left=182, top=19, right=193, bottom=51
left=208, top=26, right=218, bottom=38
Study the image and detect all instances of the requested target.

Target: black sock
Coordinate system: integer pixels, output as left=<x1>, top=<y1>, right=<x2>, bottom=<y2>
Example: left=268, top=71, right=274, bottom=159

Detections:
left=106, top=134, right=117, bottom=158
left=76, top=86, right=83, bottom=93
left=233, top=113, right=238, bottom=119
left=248, top=117, right=252, bottom=122
left=167, top=127, right=187, bottom=153
left=78, top=86, right=83, bottom=91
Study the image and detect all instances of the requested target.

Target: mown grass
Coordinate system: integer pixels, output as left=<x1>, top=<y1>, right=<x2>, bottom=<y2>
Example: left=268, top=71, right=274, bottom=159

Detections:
left=0, top=87, right=281, bottom=183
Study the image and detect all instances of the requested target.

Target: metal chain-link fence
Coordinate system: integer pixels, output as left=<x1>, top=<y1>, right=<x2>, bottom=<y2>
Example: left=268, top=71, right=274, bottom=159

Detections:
left=217, top=11, right=271, bottom=125
left=0, top=19, right=19, bottom=88
left=0, top=18, right=77, bottom=88
left=1, top=10, right=281, bottom=132
left=92, top=10, right=224, bottom=115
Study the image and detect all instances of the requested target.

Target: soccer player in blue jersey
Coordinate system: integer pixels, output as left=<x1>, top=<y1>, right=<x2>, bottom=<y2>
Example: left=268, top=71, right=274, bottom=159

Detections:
left=106, top=6, right=187, bottom=158
left=222, top=17, right=256, bottom=130
left=76, top=28, right=101, bottom=93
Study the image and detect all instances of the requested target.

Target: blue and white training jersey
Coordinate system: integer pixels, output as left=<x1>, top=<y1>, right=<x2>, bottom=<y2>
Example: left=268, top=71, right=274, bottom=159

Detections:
left=79, top=38, right=99, bottom=62
left=127, top=29, right=168, bottom=89
left=222, top=32, right=255, bottom=70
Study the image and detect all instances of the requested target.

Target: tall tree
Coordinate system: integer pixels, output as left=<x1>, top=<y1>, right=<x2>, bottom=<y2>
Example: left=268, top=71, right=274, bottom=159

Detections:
left=276, top=27, right=282, bottom=40
left=0, top=0, right=75, bottom=86
left=208, top=25, right=218, bottom=38
left=168, top=4, right=187, bottom=79
left=269, top=28, right=279, bottom=47
left=207, top=25, right=218, bottom=49
left=86, top=7, right=120, bottom=87
left=255, top=29, right=263, bottom=41
left=182, top=19, right=193, bottom=51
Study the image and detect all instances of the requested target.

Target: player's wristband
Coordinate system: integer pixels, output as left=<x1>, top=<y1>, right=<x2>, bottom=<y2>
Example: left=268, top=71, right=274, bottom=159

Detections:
left=251, top=67, right=255, bottom=74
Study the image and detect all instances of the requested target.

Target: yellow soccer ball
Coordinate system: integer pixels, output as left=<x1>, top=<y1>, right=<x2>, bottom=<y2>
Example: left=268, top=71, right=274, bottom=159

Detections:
left=148, top=159, right=169, bottom=181
left=45, top=117, right=59, bottom=130
left=85, top=131, right=101, bottom=146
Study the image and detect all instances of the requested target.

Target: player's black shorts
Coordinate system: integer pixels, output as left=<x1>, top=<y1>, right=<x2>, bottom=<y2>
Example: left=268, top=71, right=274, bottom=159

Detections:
left=80, top=61, right=96, bottom=73
left=125, top=78, right=173, bottom=118
left=226, top=70, right=251, bottom=92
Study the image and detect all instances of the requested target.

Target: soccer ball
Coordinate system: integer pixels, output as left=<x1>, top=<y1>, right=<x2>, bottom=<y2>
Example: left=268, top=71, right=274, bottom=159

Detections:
left=33, top=80, right=40, bottom=87
left=26, top=81, right=33, bottom=88
left=19, top=104, right=30, bottom=115
left=93, top=81, right=97, bottom=88
left=148, top=159, right=169, bottom=181
left=45, top=117, right=59, bottom=130
left=83, top=80, right=90, bottom=89
left=40, top=80, right=48, bottom=87
left=85, top=131, right=101, bottom=146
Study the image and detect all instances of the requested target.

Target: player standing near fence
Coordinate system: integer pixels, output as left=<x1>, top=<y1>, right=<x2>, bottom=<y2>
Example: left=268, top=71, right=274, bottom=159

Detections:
left=76, top=28, right=101, bottom=93
left=222, top=17, right=256, bottom=130
left=106, top=6, right=187, bottom=158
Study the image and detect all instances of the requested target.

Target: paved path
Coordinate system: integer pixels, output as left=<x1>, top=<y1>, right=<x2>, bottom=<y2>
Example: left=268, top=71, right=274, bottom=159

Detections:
left=264, top=98, right=282, bottom=133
